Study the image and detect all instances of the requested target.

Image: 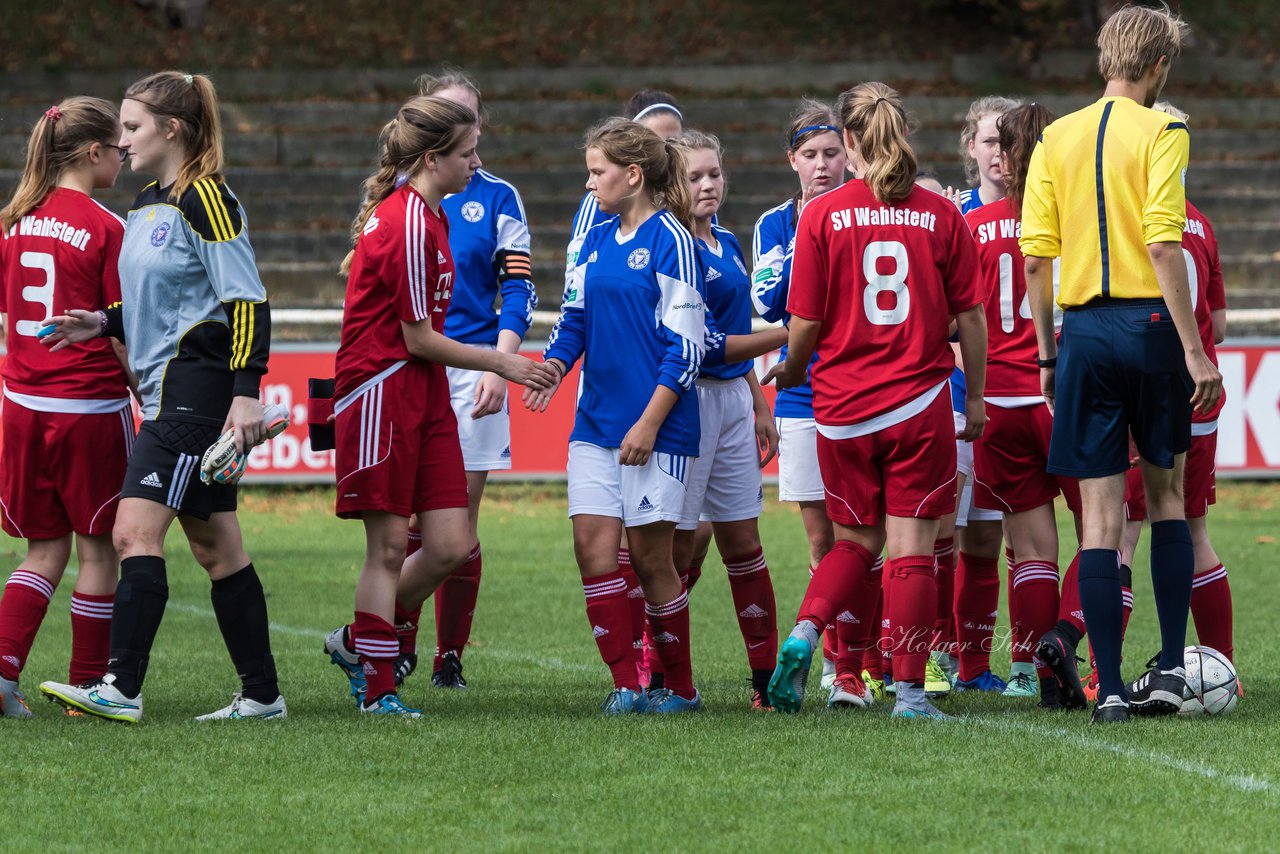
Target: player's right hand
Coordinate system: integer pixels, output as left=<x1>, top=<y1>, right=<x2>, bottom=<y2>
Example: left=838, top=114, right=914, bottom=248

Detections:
left=1040, top=366, right=1056, bottom=414
left=39, top=310, right=101, bottom=352
left=1187, top=349, right=1224, bottom=415
left=497, top=354, right=557, bottom=390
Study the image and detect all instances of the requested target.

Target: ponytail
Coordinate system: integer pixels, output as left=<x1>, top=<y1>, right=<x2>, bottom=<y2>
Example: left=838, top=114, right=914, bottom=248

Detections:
left=1, top=97, right=119, bottom=233
left=123, top=71, right=224, bottom=202
left=584, top=117, right=694, bottom=234
left=997, top=103, right=1055, bottom=215
left=836, top=82, right=917, bottom=204
left=657, top=139, right=694, bottom=233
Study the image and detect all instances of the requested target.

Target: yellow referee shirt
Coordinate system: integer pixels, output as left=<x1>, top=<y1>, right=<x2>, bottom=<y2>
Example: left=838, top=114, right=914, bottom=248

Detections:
left=1020, top=96, right=1189, bottom=308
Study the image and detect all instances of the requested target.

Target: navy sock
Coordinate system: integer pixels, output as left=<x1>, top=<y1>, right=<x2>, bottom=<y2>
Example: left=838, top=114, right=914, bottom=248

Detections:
left=1078, top=549, right=1125, bottom=701
left=107, top=555, right=169, bottom=697
left=1149, top=520, right=1194, bottom=671
left=210, top=564, right=279, bottom=704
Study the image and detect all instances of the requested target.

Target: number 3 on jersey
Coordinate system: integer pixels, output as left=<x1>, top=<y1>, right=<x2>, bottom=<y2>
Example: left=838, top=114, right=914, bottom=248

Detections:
left=862, top=241, right=909, bottom=325
left=15, top=251, right=55, bottom=337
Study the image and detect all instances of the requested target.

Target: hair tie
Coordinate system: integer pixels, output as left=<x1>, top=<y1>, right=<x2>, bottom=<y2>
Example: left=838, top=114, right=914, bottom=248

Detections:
left=632, top=102, right=683, bottom=122
left=873, top=97, right=888, bottom=106
left=183, top=73, right=194, bottom=85
left=790, top=124, right=840, bottom=148
left=44, top=105, right=62, bottom=123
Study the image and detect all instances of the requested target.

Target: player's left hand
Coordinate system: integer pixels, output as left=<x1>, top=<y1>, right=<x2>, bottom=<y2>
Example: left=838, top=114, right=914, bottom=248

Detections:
left=762, top=359, right=801, bottom=389
left=1040, top=366, right=1056, bottom=414
left=619, top=420, right=659, bottom=467
left=472, top=371, right=507, bottom=419
left=755, top=407, right=779, bottom=468
left=224, top=395, right=266, bottom=454
left=39, top=310, right=101, bottom=351
left=957, top=396, right=987, bottom=442
left=1186, top=349, right=1224, bottom=415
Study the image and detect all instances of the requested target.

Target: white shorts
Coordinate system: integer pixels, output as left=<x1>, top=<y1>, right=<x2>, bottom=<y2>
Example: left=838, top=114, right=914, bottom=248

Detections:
left=678, top=376, right=764, bottom=529
left=952, top=409, right=1000, bottom=525
left=777, top=416, right=825, bottom=502
left=447, top=355, right=512, bottom=472
left=567, top=441, right=691, bottom=527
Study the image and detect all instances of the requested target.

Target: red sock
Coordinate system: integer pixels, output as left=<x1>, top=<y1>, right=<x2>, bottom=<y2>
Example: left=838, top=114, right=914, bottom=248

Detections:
left=1011, top=561, right=1061, bottom=678
left=932, top=538, right=956, bottom=655
left=352, top=610, right=399, bottom=701
left=682, top=556, right=704, bottom=593
left=1058, top=550, right=1085, bottom=636
left=861, top=567, right=885, bottom=680
left=798, top=540, right=875, bottom=631
left=69, top=592, right=114, bottom=684
left=0, top=570, right=54, bottom=681
left=879, top=565, right=893, bottom=678
left=406, top=528, right=423, bottom=558
left=1007, top=565, right=1029, bottom=665
left=1190, top=563, right=1233, bottom=661
left=434, top=543, right=482, bottom=669
left=887, top=555, right=937, bottom=684
left=835, top=554, right=883, bottom=678
left=394, top=603, right=422, bottom=656
left=955, top=552, right=1001, bottom=681
left=583, top=571, right=639, bottom=690
left=725, top=549, right=777, bottom=671
left=646, top=591, right=694, bottom=699
left=617, top=549, right=645, bottom=670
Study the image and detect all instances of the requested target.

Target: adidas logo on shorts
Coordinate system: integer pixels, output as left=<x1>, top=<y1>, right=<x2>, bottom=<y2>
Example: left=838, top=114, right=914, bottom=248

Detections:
left=836, top=610, right=858, bottom=624
left=437, top=250, right=447, bottom=264
left=627, top=587, right=645, bottom=599
left=637, top=495, right=654, bottom=512
left=140, top=472, right=163, bottom=488
left=592, top=625, right=608, bottom=638
left=738, top=604, right=768, bottom=619
left=653, top=631, right=679, bottom=644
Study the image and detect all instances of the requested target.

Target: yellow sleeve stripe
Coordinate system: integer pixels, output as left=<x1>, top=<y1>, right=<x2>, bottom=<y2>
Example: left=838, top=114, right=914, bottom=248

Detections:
left=194, top=178, right=236, bottom=242
left=230, top=301, right=252, bottom=370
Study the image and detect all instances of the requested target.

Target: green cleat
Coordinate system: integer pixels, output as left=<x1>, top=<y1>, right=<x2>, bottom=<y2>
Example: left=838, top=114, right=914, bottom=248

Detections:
left=767, top=635, right=814, bottom=714
left=1001, top=661, right=1039, bottom=698
left=924, top=656, right=952, bottom=697
left=862, top=670, right=886, bottom=703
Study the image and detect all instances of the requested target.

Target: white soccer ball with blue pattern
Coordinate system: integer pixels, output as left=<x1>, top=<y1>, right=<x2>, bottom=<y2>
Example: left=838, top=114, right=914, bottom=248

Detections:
left=1178, top=645, right=1239, bottom=716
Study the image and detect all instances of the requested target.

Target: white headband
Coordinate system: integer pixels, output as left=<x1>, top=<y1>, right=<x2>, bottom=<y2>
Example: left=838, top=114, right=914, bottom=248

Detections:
left=632, top=103, right=683, bottom=122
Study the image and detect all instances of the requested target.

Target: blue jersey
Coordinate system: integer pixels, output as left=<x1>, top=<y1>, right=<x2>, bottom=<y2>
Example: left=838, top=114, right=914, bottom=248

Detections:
left=546, top=211, right=709, bottom=456
left=750, top=198, right=817, bottom=418
left=441, top=170, right=536, bottom=344
left=958, top=187, right=985, bottom=215
left=697, top=226, right=754, bottom=381
left=952, top=188, right=987, bottom=409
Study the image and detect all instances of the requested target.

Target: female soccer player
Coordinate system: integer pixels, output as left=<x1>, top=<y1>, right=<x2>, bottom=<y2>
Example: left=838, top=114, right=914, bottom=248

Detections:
left=952, top=96, right=1022, bottom=214
left=38, top=72, right=285, bottom=722
left=383, top=70, right=541, bottom=691
left=671, top=130, right=780, bottom=709
left=749, top=100, right=849, bottom=687
left=766, top=82, right=987, bottom=719
left=323, top=96, right=554, bottom=716
left=0, top=98, right=130, bottom=717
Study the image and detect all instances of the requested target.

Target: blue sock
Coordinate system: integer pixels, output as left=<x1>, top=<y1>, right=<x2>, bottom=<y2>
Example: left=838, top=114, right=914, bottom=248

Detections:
left=1150, top=520, right=1194, bottom=671
left=1078, top=549, right=1125, bottom=701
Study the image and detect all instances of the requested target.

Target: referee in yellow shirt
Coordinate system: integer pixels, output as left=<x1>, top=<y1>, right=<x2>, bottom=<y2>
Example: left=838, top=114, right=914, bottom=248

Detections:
left=1020, top=4, right=1222, bottom=724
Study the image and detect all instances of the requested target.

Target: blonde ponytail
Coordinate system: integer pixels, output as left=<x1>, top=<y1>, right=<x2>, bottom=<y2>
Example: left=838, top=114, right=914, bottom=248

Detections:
left=836, top=82, right=917, bottom=204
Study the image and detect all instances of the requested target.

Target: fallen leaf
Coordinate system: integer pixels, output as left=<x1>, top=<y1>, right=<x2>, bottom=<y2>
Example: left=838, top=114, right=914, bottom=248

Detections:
left=1257, top=536, right=1276, bottom=544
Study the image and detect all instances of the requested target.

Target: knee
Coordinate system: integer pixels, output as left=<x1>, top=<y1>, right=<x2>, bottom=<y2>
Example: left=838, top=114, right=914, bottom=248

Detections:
left=113, top=521, right=160, bottom=560
left=808, top=532, right=835, bottom=565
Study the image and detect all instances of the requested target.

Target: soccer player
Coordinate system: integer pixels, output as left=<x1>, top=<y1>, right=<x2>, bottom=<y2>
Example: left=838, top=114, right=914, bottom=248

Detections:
left=766, top=82, right=987, bottom=719
left=951, top=96, right=1023, bottom=215
left=0, top=98, right=130, bottom=717
left=1021, top=6, right=1222, bottom=723
left=671, top=130, right=780, bottom=710
left=322, top=96, right=554, bottom=717
left=749, top=100, right=848, bottom=688
left=38, top=72, right=286, bottom=722
left=383, top=71, right=540, bottom=691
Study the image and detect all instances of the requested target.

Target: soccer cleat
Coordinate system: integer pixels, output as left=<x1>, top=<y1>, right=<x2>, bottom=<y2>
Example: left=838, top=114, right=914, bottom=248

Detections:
left=1082, top=669, right=1100, bottom=703
left=431, top=651, right=467, bottom=689
left=39, top=675, right=142, bottom=724
left=324, top=625, right=366, bottom=700
left=924, top=656, right=952, bottom=697
left=751, top=687, right=774, bottom=712
left=195, top=693, right=287, bottom=721
left=1001, top=662, right=1038, bottom=698
left=601, top=688, right=649, bottom=715
left=820, top=655, right=837, bottom=691
left=645, top=687, right=702, bottom=714
left=360, top=693, right=422, bottom=718
left=954, top=669, right=1008, bottom=693
left=933, top=651, right=959, bottom=685
left=393, top=652, right=418, bottom=687
left=1037, top=677, right=1064, bottom=710
left=862, top=671, right=886, bottom=703
left=828, top=674, right=872, bottom=709
left=884, top=673, right=896, bottom=694
left=1126, top=660, right=1186, bottom=717
left=1090, top=694, right=1130, bottom=724
left=1035, top=627, right=1087, bottom=710
left=768, top=634, right=814, bottom=714
left=1, top=676, right=32, bottom=718
left=891, top=699, right=951, bottom=720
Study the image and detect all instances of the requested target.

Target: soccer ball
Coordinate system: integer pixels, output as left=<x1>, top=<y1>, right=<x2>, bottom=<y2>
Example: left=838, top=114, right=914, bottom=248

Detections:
left=1178, top=645, right=1239, bottom=717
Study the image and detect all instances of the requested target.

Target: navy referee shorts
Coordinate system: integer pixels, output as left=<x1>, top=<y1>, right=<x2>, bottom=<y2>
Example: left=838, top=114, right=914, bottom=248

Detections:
left=1048, top=298, right=1193, bottom=479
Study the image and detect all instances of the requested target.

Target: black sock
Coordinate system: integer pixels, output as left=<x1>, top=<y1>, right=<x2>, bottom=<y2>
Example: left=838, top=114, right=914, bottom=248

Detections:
left=649, top=672, right=665, bottom=691
left=1053, top=618, right=1083, bottom=649
left=1078, top=549, right=1125, bottom=701
left=1150, top=520, right=1194, bottom=670
left=107, top=555, right=170, bottom=697
left=1119, top=564, right=1133, bottom=589
left=210, top=564, right=279, bottom=704
left=751, top=668, right=771, bottom=694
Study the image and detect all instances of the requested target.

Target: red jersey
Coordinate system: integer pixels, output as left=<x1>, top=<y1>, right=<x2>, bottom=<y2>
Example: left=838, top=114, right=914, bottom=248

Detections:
left=335, top=185, right=456, bottom=399
left=788, top=180, right=984, bottom=427
left=966, top=197, right=1040, bottom=399
left=1184, top=200, right=1226, bottom=423
left=0, top=188, right=128, bottom=404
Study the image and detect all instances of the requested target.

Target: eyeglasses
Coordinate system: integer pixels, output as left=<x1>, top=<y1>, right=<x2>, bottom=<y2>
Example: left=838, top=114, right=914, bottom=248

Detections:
left=103, top=144, right=129, bottom=163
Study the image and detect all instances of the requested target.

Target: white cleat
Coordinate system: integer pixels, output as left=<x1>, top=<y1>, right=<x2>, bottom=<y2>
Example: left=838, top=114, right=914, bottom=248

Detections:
left=1, top=676, right=33, bottom=718
left=828, top=675, right=873, bottom=709
left=195, top=693, right=287, bottom=721
left=39, top=674, right=143, bottom=724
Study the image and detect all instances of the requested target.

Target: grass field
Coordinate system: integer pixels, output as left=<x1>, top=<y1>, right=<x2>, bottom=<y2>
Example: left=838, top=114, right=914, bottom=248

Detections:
left=5, top=482, right=1279, bottom=850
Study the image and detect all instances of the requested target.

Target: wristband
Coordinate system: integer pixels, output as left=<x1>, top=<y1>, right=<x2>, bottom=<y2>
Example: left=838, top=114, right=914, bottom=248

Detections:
left=1036, top=356, right=1057, bottom=369
left=546, top=359, right=565, bottom=378
left=97, top=310, right=108, bottom=337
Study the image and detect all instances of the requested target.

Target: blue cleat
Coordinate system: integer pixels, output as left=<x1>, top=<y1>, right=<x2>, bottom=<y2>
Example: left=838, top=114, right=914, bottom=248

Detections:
left=600, top=688, right=649, bottom=715
left=359, top=692, right=421, bottom=718
left=891, top=702, right=951, bottom=720
left=767, top=634, right=814, bottom=714
left=324, top=625, right=367, bottom=701
left=954, top=669, right=1009, bottom=693
left=644, top=688, right=702, bottom=714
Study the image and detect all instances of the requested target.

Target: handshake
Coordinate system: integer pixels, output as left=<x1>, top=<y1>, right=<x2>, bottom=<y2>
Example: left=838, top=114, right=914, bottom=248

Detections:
left=200, top=403, right=290, bottom=485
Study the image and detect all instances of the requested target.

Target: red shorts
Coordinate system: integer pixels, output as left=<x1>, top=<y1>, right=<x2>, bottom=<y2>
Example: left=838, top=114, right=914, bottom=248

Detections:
left=334, top=362, right=468, bottom=519
left=0, top=399, right=133, bottom=539
left=816, top=389, right=956, bottom=527
left=1125, top=429, right=1216, bottom=521
left=972, top=403, right=1081, bottom=515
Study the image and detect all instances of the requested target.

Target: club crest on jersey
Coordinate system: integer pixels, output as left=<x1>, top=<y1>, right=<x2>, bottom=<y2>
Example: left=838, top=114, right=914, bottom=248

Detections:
left=460, top=201, right=485, bottom=223
left=150, top=221, right=170, bottom=247
left=735, top=255, right=748, bottom=275
left=627, top=248, right=651, bottom=270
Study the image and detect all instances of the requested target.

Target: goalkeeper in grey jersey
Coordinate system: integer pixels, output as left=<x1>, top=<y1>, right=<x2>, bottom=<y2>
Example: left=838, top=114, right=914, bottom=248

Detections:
left=38, top=71, right=286, bottom=723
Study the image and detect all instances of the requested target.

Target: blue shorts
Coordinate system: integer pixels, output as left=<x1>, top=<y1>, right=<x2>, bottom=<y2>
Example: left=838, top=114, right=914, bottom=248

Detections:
left=1048, top=299, right=1193, bottom=479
